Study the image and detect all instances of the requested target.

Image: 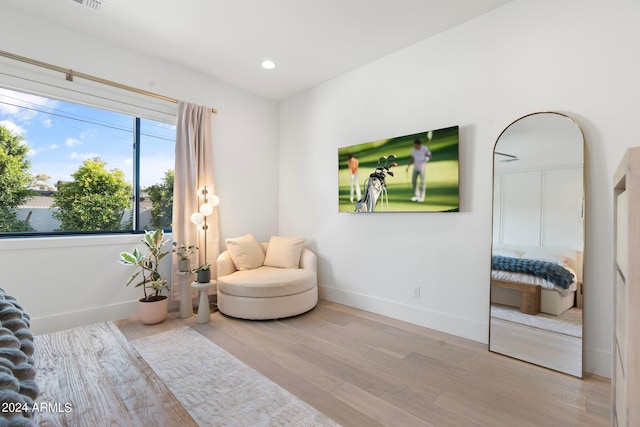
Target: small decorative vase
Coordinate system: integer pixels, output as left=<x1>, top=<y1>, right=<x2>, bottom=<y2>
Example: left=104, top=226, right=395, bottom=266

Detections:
left=197, top=269, right=211, bottom=283
left=178, top=259, right=190, bottom=272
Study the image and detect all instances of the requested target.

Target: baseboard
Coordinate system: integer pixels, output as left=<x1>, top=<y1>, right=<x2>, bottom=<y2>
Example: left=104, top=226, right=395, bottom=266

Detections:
left=318, top=284, right=489, bottom=344
left=30, top=300, right=138, bottom=335
left=584, top=345, right=612, bottom=379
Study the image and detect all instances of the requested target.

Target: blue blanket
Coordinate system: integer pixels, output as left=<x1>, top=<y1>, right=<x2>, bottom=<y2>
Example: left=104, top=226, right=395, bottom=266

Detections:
left=492, top=256, right=575, bottom=289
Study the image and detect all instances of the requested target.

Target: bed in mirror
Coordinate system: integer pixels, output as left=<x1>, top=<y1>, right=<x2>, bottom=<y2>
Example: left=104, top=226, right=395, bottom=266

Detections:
left=489, top=112, right=585, bottom=378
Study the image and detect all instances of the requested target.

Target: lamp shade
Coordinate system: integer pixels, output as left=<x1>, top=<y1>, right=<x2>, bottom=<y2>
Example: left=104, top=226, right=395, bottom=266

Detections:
left=199, top=203, right=214, bottom=216
left=209, top=194, right=220, bottom=207
left=197, top=186, right=207, bottom=199
left=190, top=212, right=205, bottom=225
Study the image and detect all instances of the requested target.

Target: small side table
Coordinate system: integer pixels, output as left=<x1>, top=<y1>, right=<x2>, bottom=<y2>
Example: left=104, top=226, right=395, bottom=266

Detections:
left=191, top=280, right=217, bottom=323
left=177, top=272, right=193, bottom=318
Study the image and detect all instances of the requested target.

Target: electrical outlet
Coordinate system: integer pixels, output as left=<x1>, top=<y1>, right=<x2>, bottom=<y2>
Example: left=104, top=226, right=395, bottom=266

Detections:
left=412, top=286, right=421, bottom=298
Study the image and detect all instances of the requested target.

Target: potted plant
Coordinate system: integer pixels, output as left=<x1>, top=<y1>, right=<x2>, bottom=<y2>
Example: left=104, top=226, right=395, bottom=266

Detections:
left=119, top=229, right=171, bottom=325
left=193, top=264, right=211, bottom=283
left=173, top=242, right=196, bottom=272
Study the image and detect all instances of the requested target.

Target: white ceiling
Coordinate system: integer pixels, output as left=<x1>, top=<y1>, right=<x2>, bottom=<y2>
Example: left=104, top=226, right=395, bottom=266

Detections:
left=7, top=0, right=513, bottom=100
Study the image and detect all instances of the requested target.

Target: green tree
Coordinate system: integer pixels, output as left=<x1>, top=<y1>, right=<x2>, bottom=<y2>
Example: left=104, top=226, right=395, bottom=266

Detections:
left=145, top=169, right=174, bottom=230
left=0, top=125, right=34, bottom=232
left=28, top=173, right=54, bottom=191
left=52, top=158, right=131, bottom=231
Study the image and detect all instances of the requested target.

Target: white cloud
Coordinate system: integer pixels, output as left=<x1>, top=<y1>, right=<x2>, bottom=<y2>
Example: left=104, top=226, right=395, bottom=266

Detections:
left=26, top=139, right=62, bottom=157
left=65, top=137, right=82, bottom=147
left=0, top=87, right=58, bottom=122
left=81, top=128, right=97, bottom=139
left=0, top=120, right=26, bottom=137
left=42, top=118, right=53, bottom=128
left=70, top=152, right=98, bottom=160
left=23, top=138, right=41, bottom=156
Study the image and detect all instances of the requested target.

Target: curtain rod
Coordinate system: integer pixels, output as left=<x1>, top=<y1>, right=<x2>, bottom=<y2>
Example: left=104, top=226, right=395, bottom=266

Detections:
left=0, top=49, right=218, bottom=114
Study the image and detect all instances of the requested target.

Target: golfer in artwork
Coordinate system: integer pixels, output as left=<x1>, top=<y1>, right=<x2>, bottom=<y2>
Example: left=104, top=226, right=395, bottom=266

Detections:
left=406, top=138, right=432, bottom=202
left=348, top=154, right=361, bottom=202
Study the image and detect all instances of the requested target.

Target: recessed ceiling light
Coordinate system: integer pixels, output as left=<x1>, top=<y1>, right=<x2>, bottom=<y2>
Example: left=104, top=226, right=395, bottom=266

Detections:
left=261, top=60, right=276, bottom=70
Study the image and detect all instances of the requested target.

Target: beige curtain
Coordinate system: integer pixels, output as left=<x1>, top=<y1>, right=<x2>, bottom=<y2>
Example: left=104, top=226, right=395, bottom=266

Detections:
left=171, top=101, right=219, bottom=299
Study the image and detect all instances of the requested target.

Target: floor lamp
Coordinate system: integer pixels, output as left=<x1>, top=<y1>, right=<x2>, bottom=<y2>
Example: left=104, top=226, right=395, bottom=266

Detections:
left=190, top=185, right=220, bottom=267
left=189, top=185, right=219, bottom=322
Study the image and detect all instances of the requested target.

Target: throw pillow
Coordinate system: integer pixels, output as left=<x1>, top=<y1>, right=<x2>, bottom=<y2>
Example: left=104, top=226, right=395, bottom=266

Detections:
left=263, top=236, right=305, bottom=268
left=225, top=234, right=265, bottom=270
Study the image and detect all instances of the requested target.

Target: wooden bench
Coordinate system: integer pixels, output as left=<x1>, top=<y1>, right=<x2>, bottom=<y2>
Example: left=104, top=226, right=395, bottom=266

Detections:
left=491, top=279, right=541, bottom=315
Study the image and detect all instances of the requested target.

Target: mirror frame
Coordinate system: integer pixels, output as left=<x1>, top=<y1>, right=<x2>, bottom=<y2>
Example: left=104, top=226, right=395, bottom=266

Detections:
left=488, top=111, right=586, bottom=378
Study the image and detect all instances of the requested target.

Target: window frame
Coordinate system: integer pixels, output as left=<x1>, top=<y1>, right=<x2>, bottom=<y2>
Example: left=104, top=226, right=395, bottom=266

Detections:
left=0, top=62, right=177, bottom=238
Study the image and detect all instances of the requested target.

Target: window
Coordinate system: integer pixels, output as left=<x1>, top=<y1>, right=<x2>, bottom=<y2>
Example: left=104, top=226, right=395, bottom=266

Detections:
left=0, top=87, right=175, bottom=236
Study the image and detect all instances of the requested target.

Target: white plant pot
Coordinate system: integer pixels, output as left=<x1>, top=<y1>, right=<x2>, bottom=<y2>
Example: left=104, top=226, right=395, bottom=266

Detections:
left=137, top=296, right=168, bottom=325
left=178, top=259, right=191, bottom=272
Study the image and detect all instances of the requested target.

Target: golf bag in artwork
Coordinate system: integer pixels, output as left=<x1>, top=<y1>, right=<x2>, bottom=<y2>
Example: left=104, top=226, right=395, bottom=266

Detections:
left=354, top=155, right=397, bottom=212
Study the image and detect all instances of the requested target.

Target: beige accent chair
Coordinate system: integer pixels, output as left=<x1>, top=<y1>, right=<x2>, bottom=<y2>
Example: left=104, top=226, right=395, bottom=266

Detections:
left=216, top=239, right=318, bottom=320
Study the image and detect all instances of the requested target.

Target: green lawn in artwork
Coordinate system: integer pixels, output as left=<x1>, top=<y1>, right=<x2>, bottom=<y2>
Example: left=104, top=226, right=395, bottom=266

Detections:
left=338, top=126, right=459, bottom=212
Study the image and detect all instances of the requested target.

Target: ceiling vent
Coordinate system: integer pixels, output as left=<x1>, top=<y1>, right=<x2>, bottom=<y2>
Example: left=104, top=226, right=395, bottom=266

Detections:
left=72, top=0, right=106, bottom=11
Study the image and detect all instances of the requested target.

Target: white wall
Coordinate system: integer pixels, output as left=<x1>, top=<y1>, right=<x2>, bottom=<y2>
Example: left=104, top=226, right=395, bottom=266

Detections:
left=278, top=0, right=640, bottom=377
left=0, top=5, right=279, bottom=334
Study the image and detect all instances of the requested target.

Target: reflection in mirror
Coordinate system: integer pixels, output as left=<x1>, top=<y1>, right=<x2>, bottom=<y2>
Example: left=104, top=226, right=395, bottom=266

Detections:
left=489, top=112, right=584, bottom=378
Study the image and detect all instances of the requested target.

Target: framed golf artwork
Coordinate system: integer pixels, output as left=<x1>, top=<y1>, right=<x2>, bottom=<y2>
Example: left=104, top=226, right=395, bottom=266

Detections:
left=338, top=126, right=459, bottom=213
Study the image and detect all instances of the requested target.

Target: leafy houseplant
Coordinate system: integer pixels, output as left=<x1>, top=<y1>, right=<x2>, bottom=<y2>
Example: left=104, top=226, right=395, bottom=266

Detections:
left=194, top=264, right=211, bottom=283
left=173, top=243, right=196, bottom=272
left=119, top=229, right=171, bottom=324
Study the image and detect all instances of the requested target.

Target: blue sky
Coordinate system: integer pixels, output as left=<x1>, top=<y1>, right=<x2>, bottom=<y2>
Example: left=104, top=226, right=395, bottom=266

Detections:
left=0, top=87, right=176, bottom=189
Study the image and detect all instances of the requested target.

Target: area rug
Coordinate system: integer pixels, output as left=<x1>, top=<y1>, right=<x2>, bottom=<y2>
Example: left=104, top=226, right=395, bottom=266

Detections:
left=491, top=304, right=582, bottom=338
left=131, top=327, right=340, bottom=427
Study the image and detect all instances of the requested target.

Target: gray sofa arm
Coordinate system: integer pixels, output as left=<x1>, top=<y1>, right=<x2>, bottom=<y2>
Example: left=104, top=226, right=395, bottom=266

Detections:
left=299, top=248, right=317, bottom=272
left=216, top=251, right=237, bottom=278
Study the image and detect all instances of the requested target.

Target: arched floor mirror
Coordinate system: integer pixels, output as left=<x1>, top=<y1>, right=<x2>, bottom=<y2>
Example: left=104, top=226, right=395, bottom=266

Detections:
left=489, top=112, right=585, bottom=378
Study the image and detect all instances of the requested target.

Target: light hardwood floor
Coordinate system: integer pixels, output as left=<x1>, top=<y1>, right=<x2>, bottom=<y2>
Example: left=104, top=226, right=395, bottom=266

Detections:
left=490, top=317, right=582, bottom=377
left=117, top=300, right=611, bottom=427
